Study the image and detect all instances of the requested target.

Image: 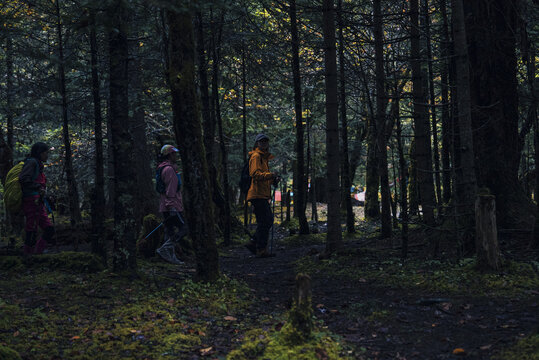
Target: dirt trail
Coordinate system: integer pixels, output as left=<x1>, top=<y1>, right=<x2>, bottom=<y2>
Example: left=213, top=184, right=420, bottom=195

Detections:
left=220, top=229, right=539, bottom=359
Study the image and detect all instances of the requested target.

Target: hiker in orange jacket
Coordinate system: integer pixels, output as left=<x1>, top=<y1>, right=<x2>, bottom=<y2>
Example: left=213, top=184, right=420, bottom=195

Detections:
left=245, top=134, right=280, bottom=257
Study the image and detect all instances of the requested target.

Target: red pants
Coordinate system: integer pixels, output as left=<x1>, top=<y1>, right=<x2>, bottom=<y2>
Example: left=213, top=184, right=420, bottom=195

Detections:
left=22, top=196, right=52, bottom=254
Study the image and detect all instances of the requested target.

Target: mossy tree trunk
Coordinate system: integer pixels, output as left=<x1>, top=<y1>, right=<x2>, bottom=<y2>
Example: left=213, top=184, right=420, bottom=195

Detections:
left=109, top=0, right=137, bottom=271
left=167, top=7, right=219, bottom=282
left=322, top=0, right=343, bottom=254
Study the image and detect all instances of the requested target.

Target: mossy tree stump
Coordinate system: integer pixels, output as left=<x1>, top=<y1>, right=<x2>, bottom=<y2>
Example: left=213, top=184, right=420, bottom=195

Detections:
left=475, top=194, right=501, bottom=270
left=284, top=273, right=313, bottom=343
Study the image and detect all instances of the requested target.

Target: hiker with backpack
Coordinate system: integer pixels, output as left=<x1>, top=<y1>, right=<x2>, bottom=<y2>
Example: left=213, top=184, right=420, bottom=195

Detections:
left=244, top=134, right=280, bottom=258
left=19, top=142, right=55, bottom=255
left=155, top=144, right=188, bottom=264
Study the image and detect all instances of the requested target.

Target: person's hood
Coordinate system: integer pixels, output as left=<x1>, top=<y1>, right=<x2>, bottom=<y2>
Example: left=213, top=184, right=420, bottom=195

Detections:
left=157, top=160, right=178, bottom=170
left=249, top=148, right=274, bottom=160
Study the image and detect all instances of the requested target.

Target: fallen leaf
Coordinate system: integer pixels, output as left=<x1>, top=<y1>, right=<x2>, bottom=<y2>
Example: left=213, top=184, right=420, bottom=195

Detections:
left=198, top=330, right=206, bottom=336
left=200, top=346, right=212, bottom=356
left=358, top=278, right=367, bottom=283
left=452, top=348, right=466, bottom=355
left=224, top=316, right=237, bottom=321
left=330, top=309, right=339, bottom=314
left=480, top=344, right=492, bottom=351
left=71, top=336, right=80, bottom=340
left=13, top=331, right=20, bottom=337
left=262, top=297, right=270, bottom=302
left=316, top=304, right=325, bottom=308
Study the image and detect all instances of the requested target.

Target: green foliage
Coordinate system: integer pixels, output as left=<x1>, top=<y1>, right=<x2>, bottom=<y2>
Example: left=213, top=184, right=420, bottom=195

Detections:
left=0, top=252, right=104, bottom=273
left=0, top=345, right=22, bottom=360
left=227, top=325, right=345, bottom=360
left=492, top=334, right=539, bottom=360
left=295, top=251, right=539, bottom=297
left=0, top=261, right=253, bottom=359
left=282, top=233, right=326, bottom=247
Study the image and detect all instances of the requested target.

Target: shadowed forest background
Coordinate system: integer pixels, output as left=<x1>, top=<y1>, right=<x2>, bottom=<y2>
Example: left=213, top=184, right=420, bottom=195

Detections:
left=0, top=0, right=538, bottom=359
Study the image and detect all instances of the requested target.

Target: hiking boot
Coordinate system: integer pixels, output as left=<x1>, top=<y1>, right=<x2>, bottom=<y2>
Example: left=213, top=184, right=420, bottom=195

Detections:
left=244, top=241, right=257, bottom=255
left=156, top=247, right=184, bottom=265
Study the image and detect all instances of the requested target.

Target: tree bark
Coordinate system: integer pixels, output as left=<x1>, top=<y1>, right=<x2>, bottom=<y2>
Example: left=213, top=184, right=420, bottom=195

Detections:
left=242, top=42, right=249, bottom=226
left=167, top=8, right=219, bottom=282
left=440, top=0, right=452, bottom=204
left=289, top=0, right=309, bottom=235
left=475, top=194, right=501, bottom=271
left=410, top=0, right=436, bottom=227
left=211, top=14, right=232, bottom=247
left=338, top=0, right=354, bottom=233
left=396, top=111, right=409, bottom=258
left=89, top=12, right=106, bottom=259
left=322, top=0, right=342, bottom=254
left=465, top=0, right=534, bottom=232
left=6, top=35, right=14, bottom=151
left=423, top=0, right=442, bottom=208
left=109, top=0, right=137, bottom=271
left=56, top=0, right=82, bottom=228
left=374, top=0, right=391, bottom=238
left=452, top=0, right=477, bottom=248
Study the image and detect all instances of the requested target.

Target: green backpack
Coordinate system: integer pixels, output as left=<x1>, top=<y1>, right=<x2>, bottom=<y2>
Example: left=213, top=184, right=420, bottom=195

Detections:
left=3, top=159, right=39, bottom=213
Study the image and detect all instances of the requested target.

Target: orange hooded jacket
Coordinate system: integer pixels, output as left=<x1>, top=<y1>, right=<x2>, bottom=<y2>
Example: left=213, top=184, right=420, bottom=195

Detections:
left=246, top=148, right=274, bottom=201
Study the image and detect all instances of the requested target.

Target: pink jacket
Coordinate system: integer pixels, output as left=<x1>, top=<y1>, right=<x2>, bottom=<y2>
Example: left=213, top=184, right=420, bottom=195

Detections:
left=157, top=161, right=184, bottom=213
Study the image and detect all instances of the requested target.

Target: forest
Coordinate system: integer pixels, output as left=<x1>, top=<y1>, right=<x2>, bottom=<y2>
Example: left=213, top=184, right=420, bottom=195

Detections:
left=0, top=0, right=538, bottom=359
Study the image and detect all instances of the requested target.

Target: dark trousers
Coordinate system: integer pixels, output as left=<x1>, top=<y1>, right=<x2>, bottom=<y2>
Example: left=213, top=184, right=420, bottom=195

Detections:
left=163, top=211, right=189, bottom=241
left=251, top=199, right=273, bottom=250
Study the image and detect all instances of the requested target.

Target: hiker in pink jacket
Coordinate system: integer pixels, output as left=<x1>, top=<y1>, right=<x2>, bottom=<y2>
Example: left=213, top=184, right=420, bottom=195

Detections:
left=155, top=144, right=188, bottom=264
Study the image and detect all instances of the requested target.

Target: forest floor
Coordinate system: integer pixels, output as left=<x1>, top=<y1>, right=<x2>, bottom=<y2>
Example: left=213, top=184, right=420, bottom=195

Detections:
left=1, top=207, right=538, bottom=359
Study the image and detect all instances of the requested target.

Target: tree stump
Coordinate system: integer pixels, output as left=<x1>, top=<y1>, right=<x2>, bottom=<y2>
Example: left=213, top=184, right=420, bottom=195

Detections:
left=286, top=273, right=313, bottom=342
left=475, top=194, right=501, bottom=270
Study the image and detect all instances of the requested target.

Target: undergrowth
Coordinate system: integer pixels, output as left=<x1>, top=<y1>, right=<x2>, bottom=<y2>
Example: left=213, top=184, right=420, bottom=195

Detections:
left=295, top=249, right=539, bottom=297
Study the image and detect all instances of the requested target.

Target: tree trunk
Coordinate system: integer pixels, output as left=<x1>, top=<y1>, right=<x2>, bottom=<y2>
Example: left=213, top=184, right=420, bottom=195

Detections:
left=374, top=0, right=391, bottom=238
left=167, top=8, right=219, bottom=282
left=440, top=0, right=452, bottom=204
left=56, top=0, right=82, bottom=228
left=338, top=0, right=354, bottom=233
left=322, top=0, right=342, bottom=254
left=475, top=194, right=501, bottom=271
left=211, top=14, right=232, bottom=247
left=289, top=0, right=309, bottom=235
left=396, top=112, right=409, bottom=258
left=465, top=0, right=534, bottom=232
left=408, top=140, right=419, bottom=217
left=6, top=35, right=14, bottom=151
left=242, top=42, right=249, bottom=226
left=423, top=0, right=442, bottom=208
left=90, top=13, right=106, bottom=259
left=452, top=0, right=477, bottom=249
left=410, top=0, right=436, bottom=227
left=109, top=0, right=137, bottom=271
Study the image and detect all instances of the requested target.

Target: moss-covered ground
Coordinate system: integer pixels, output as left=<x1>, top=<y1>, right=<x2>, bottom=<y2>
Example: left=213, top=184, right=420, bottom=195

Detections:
left=0, top=251, right=349, bottom=359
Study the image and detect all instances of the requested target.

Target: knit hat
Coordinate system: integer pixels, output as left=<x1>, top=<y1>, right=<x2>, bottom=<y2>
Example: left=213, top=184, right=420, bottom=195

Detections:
left=254, top=134, right=269, bottom=143
left=161, top=144, right=179, bottom=156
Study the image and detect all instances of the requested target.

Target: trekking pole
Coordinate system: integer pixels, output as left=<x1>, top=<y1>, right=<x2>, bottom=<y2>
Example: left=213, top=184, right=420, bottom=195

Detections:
left=143, top=213, right=178, bottom=241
